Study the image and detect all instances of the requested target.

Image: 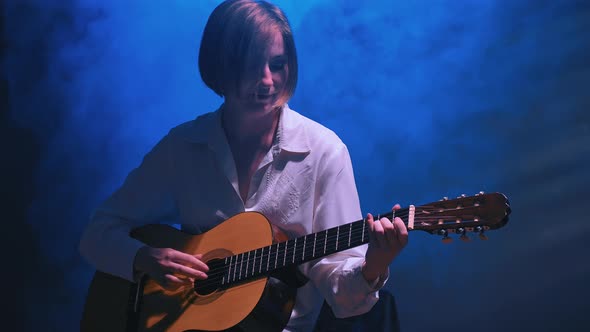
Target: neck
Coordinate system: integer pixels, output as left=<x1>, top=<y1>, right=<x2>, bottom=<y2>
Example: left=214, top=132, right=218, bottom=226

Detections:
left=221, top=104, right=281, bottom=149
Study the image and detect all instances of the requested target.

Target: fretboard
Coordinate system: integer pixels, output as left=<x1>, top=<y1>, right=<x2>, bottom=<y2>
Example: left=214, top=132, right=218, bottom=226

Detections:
left=220, top=209, right=405, bottom=286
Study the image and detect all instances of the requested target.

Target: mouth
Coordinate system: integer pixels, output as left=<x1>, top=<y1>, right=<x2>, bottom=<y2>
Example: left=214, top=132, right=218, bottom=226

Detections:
left=253, top=93, right=276, bottom=103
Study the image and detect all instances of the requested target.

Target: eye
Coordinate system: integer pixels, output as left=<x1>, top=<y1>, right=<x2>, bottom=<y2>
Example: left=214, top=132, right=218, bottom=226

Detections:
left=269, top=57, right=287, bottom=72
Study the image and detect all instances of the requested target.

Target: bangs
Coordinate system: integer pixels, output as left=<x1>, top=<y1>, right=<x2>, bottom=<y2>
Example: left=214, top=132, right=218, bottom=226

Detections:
left=239, top=24, right=282, bottom=82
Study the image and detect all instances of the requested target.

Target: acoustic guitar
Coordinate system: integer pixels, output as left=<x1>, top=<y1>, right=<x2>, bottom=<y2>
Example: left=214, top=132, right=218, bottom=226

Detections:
left=81, top=192, right=511, bottom=331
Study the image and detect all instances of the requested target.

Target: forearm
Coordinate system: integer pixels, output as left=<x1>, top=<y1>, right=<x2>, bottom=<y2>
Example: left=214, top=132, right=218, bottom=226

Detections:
left=79, top=211, right=147, bottom=282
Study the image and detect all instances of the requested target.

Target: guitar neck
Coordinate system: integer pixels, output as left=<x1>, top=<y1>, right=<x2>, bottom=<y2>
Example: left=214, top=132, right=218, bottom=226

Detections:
left=220, top=208, right=409, bottom=287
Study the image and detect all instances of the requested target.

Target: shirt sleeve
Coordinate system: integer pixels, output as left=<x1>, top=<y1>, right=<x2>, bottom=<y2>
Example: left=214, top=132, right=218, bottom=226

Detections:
left=79, top=134, right=178, bottom=282
left=302, top=143, right=389, bottom=318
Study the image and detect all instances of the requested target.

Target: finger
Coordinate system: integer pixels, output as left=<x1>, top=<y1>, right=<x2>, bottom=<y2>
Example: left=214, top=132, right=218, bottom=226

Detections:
left=365, top=213, right=376, bottom=243
left=392, top=204, right=401, bottom=211
left=380, top=217, right=396, bottom=245
left=173, top=252, right=210, bottom=272
left=168, top=262, right=208, bottom=280
left=393, top=217, right=409, bottom=247
left=372, top=217, right=387, bottom=248
left=159, top=274, right=186, bottom=291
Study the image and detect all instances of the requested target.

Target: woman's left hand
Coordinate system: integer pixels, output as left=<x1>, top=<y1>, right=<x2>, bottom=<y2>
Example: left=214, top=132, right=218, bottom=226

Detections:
left=362, top=204, right=409, bottom=284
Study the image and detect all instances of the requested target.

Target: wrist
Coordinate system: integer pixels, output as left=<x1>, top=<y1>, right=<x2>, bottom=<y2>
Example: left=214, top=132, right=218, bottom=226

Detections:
left=361, top=260, right=387, bottom=285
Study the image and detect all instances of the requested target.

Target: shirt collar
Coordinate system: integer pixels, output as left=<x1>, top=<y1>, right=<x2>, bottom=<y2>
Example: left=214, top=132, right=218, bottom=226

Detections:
left=276, top=104, right=311, bottom=155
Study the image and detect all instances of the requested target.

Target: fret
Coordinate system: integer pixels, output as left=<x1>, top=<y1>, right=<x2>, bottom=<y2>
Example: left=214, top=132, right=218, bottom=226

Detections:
left=251, top=249, right=257, bottom=276
left=283, top=240, right=288, bottom=267
left=339, top=226, right=348, bottom=250
left=223, top=257, right=228, bottom=285
left=361, top=219, right=366, bottom=242
left=258, top=247, right=264, bottom=273
left=250, top=249, right=258, bottom=276
left=233, top=254, right=239, bottom=281
left=243, top=252, right=249, bottom=279
left=352, top=220, right=366, bottom=245
left=231, top=255, right=236, bottom=282
left=335, top=226, right=340, bottom=251
left=245, top=251, right=250, bottom=278
left=266, top=244, right=272, bottom=272
left=313, top=233, right=317, bottom=258
left=255, top=249, right=261, bottom=275
left=304, top=234, right=314, bottom=262
left=294, top=236, right=305, bottom=264
left=323, top=230, right=328, bottom=254
left=235, top=254, right=242, bottom=281
left=348, top=223, right=352, bottom=247
left=226, top=256, right=231, bottom=284
left=315, top=230, right=326, bottom=257
left=293, top=238, right=297, bottom=263
left=326, top=228, right=338, bottom=255
left=302, top=235, right=307, bottom=261
left=238, top=253, right=244, bottom=280
left=274, top=243, right=279, bottom=269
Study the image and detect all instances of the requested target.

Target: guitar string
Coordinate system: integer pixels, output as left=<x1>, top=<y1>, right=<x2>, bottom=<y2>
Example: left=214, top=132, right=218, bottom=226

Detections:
left=191, top=210, right=484, bottom=282
left=190, top=209, right=484, bottom=283
left=192, top=227, right=371, bottom=289
left=190, top=212, right=485, bottom=288
left=168, top=202, right=494, bottom=290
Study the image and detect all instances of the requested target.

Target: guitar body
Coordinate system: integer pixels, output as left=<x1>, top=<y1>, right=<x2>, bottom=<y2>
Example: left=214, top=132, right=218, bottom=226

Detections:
left=81, top=212, right=299, bottom=332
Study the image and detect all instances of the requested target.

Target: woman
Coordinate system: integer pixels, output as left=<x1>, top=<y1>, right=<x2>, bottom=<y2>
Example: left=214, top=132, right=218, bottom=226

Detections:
left=79, top=0, right=407, bottom=330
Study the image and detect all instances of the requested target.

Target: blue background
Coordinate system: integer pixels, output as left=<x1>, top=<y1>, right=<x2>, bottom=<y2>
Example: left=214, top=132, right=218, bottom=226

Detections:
left=3, top=0, right=590, bottom=331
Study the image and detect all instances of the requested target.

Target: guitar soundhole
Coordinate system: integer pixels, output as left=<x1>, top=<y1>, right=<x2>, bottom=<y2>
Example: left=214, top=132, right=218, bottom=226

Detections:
left=193, top=258, right=225, bottom=296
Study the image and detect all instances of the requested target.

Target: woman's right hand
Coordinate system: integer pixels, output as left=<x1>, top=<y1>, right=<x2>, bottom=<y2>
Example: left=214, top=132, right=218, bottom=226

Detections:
left=133, top=246, right=209, bottom=290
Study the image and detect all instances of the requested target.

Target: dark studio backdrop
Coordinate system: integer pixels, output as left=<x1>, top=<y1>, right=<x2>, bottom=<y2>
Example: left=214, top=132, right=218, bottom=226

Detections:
left=2, top=0, right=590, bottom=331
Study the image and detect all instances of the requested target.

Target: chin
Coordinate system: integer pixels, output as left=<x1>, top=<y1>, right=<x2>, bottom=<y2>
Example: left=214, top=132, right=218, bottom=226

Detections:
left=247, top=102, right=279, bottom=115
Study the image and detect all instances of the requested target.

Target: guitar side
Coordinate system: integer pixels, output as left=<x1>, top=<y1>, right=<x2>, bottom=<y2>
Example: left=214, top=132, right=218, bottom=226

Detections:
left=81, top=212, right=295, bottom=332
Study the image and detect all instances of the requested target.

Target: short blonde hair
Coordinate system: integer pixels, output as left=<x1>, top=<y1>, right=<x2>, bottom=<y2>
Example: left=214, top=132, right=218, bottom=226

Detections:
left=198, top=0, right=298, bottom=105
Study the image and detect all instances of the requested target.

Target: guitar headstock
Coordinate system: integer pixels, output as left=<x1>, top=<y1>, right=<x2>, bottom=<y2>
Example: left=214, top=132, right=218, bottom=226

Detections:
left=409, top=192, right=511, bottom=243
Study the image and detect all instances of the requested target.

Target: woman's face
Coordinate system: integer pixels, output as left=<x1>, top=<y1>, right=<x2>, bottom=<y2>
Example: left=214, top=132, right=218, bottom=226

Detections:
left=225, top=28, right=288, bottom=117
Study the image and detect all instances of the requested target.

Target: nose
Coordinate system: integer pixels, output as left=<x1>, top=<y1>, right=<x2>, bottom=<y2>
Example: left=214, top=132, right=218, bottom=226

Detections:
left=260, top=64, right=273, bottom=88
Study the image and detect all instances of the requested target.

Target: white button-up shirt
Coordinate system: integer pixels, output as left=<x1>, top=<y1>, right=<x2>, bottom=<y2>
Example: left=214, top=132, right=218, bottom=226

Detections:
left=80, top=104, right=387, bottom=331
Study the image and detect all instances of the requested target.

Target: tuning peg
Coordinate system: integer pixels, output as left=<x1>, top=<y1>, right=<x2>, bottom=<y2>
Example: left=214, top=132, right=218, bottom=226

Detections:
left=475, top=226, right=488, bottom=240
left=457, top=228, right=470, bottom=242
left=438, top=229, right=452, bottom=244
